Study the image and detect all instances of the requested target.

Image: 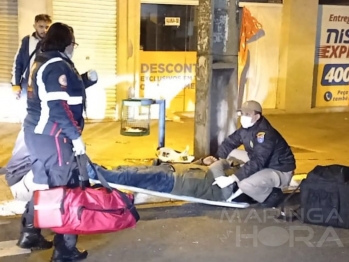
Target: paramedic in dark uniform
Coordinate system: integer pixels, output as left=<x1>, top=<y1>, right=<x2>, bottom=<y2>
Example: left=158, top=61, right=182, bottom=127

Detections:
left=17, top=23, right=98, bottom=262
left=208, top=100, right=296, bottom=207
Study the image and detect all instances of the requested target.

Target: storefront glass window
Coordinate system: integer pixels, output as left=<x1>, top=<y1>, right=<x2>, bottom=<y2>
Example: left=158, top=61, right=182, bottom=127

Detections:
left=140, top=4, right=197, bottom=51
left=319, top=0, right=349, bottom=5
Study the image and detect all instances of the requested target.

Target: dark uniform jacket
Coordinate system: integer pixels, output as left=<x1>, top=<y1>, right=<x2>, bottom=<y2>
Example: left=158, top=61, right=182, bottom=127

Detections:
left=214, top=116, right=296, bottom=181
left=23, top=51, right=97, bottom=140
left=11, top=33, right=41, bottom=86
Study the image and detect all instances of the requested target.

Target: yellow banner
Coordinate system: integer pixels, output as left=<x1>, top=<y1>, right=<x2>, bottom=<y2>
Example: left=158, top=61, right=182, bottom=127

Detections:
left=314, top=6, right=349, bottom=107
left=140, top=51, right=197, bottom=112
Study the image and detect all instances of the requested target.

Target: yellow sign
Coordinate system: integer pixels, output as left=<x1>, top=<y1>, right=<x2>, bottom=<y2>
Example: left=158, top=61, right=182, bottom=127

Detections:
left=314, top=7, right=349, bottom=107
left=315, top=64, right=349, bottom=107
left=165, top=17, right=180, bottom=26
left=139, top=51, right=197, bottom=112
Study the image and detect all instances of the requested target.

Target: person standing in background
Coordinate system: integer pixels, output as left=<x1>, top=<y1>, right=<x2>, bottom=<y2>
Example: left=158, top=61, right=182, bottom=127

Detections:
left=10, top=14, right=52, bottom=155
left=12, top=14, right=52, bottom=103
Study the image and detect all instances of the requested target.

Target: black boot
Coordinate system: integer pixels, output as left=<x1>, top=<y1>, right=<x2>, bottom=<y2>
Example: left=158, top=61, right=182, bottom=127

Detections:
left=51, top=248, right=88, bottom=262
left=51, top=234, right=88, bottom=262
left=17, top=201, right=53, bottom=250
left=17, top=225, right=53, bottom=250
left=261, top=188, right=284, bottom=208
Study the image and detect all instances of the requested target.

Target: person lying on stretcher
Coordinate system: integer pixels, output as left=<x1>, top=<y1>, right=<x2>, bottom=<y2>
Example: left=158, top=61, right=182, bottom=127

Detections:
left=4, top=144, right=290, bottom=207
left=87, top=157, right=254, bottom=203
left=4, top=139, right=253, bottom=203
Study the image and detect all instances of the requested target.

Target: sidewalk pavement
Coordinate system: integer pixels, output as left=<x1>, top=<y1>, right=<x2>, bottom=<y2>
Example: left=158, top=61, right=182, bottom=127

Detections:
left=1, top=112, right=349, bottom=202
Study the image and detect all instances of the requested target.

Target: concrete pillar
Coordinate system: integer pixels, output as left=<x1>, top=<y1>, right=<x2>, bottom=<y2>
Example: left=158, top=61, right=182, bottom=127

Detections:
left=116, top=0, right=141, bottom=119
left=194, top=0, right=240, bottom=158
left=17, top=0, right=49, bottom=42
left=276, top=0, right=318, bottom=112
left=194, top=0, right=214, bottom=158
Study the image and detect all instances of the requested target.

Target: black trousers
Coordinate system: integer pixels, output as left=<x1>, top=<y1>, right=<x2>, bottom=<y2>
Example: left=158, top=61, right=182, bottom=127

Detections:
left=22, top=132, right=80, bottom=249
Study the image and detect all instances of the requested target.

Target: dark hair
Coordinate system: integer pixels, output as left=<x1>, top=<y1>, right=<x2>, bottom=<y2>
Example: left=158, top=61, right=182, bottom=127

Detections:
left=68, top=26, right=75, bottom=41
left=41, top=22, right=74, bottom=52
left=35, top=14, right=52, bottom=23
left=68, top=26, right=74, bottom=34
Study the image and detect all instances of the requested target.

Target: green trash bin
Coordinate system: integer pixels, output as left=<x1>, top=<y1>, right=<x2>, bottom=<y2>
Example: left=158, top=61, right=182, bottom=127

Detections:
left=120, top=98, right=153, bottom=136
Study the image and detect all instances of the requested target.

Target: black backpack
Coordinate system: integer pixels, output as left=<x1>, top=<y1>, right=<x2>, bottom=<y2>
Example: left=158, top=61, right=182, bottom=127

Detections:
left=278, top=165, right=349, bottom=229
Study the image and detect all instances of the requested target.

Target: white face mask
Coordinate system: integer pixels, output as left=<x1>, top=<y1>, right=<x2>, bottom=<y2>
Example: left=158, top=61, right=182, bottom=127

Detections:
left=65, top=50, right=74, bottom=59
left=64, top=45, right=74, bottom=59
left=240, top=115, right=254, bottom=129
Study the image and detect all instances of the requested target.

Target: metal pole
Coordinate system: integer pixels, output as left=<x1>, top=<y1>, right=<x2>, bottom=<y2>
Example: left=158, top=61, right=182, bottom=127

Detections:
left=155, top=99, right=166, bottom=148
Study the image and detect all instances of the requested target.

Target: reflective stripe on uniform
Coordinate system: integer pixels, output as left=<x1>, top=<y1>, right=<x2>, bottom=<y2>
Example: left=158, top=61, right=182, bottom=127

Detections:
left=67, top=96, right=83, bottom=105
left=46, top=91, right=82, bottom=105
left=34, top=58, right=63, bottom=134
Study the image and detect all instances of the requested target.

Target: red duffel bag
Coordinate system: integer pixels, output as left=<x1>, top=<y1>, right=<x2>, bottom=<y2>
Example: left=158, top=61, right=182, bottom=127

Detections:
left=33, top=154, right=140, bottom=235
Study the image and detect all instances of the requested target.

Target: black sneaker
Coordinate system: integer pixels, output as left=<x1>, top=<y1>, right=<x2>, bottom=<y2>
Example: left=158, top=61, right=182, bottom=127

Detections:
left=261, top=188, right=284, bottom=208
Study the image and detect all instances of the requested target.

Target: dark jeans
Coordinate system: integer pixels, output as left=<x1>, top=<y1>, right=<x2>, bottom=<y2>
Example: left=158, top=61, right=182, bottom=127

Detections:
left=88, top=161, right=253, bottom=203
left=88, top=164, right=175, bottom=193
left=22, top=132, right=79, bottom=248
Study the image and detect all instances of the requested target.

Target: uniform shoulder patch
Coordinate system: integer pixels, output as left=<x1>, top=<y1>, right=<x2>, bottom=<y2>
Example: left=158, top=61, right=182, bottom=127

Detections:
left=256, top=132, right=265, bottom=143
left=58, top=74, right=67, bottom=87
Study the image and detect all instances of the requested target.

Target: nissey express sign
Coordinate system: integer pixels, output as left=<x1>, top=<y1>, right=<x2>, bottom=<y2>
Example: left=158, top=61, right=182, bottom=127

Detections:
left=314, top=8, right=349, bottom=107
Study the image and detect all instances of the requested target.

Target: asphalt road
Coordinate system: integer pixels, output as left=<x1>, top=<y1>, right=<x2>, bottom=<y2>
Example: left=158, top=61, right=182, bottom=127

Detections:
left=1, top=202, right=349, bottom=262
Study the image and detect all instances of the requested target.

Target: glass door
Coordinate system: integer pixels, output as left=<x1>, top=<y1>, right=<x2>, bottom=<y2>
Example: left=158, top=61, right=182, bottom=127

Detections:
left=140, top=3, right=197, bottom=113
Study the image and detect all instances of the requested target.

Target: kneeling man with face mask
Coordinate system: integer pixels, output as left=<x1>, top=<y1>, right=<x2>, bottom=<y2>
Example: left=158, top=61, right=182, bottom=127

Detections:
left=206, top=100, right=296, bottom=207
